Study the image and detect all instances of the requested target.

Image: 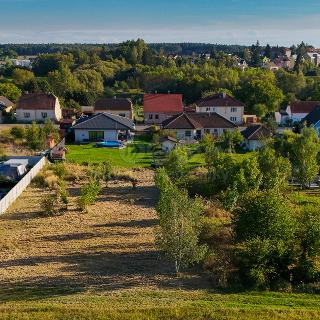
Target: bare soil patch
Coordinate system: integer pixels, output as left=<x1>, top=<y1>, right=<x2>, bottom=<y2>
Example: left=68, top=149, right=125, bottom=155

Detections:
left=0, top=168, right=210, bottom=299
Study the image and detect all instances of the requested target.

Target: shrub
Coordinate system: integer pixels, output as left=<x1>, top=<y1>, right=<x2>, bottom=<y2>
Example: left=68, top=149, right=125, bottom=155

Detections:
left=10, top=126, right=25, bottom=139
left=40, top=193, right=57, bottom=216
left=51, top=163, right=67, bottom=179
left=78, top=181, right=101, bottom=212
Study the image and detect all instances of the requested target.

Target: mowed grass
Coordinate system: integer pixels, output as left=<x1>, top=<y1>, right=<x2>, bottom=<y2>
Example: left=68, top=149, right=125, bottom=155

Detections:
left=66, top=136, right=157, bottom=168
left=0, top=289, right=320, bottom=320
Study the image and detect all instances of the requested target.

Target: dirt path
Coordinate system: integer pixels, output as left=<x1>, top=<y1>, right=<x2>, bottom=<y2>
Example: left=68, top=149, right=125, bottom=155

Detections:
left=0, top=169, right=209, bottom=298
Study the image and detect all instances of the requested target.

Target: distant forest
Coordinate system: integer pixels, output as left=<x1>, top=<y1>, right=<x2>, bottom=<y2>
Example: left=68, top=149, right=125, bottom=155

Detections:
left=0, top=43, right=253, bottom=56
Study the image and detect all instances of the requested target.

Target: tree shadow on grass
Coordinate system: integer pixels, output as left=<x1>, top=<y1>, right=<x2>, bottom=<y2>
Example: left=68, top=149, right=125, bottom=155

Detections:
left=0, top=249, right=212, bottom=302
left=93, top=218, right=158, bottom=229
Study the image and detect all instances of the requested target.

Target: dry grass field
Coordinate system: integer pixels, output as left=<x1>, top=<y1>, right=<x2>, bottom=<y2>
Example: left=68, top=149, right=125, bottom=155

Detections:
left=0, top=166, right=319, bottom=319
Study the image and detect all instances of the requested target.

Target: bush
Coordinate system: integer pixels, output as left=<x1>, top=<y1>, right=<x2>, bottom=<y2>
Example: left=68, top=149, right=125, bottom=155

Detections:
left=78, top=181, right=101, bottom=212
left=10, top=126, right=25, bottom=139
left=40, top=193, right=57, bottom=216
left=51, top=163, right=67, bottom=179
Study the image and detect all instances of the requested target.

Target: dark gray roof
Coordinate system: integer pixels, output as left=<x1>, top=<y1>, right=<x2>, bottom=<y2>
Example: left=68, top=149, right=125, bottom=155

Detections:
left=303, top=106, right=320, bottom=126
left=241, top=124, right=272, bottom=140
left=72, top=113, right=135, bottom=130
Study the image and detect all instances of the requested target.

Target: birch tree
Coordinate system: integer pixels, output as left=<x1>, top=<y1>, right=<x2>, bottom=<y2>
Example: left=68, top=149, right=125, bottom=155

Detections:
left=155, top=168, right=207, bottom=273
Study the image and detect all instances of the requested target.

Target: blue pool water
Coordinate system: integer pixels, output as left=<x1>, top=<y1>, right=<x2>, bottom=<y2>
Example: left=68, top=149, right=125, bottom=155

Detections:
left=96, top=141, right=123, bottom=148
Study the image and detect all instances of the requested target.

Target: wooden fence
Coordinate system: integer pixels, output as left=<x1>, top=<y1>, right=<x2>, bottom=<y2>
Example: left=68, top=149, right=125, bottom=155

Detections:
left=0, top=156, right=46, bottom=215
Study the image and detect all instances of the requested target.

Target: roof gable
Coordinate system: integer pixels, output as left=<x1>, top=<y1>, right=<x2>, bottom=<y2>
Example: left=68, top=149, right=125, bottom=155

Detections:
left=72, top=113, right=135, bottom=130
left=143, top=94, right=183, bottom=113
left=241, top=124, right=272, bottom=140
left=0, top=96, right=14, bottom=108
left=195, top=93, right=245, bottom=108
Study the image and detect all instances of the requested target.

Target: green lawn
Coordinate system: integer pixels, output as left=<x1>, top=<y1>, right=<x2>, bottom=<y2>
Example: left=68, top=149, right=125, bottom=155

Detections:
left=0, top=289, right=319, bottom=320
left=66, top=136, right=159, bottom=168
left=66, top=137, right=254, bottom=169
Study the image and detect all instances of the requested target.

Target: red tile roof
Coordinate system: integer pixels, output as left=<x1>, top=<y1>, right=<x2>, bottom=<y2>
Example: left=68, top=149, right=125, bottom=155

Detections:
left=195, top=93, right=245, bottom=108
left=143, top=94, right=183, bottom=113
left=290, top=101, right=320, bottom=114
left=16, top=93, right=57, bottom=110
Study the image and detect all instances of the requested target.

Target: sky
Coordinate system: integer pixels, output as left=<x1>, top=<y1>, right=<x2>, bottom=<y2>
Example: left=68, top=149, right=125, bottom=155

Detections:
left=1, top=0, right=320, bottom=46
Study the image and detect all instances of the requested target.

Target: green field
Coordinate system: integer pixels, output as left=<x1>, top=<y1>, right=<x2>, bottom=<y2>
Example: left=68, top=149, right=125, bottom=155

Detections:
left=1, top=289, right=320, bottom=320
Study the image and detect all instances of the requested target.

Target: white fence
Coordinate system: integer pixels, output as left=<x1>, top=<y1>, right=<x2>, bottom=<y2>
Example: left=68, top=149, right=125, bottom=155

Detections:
left=0, top=156, right=47, bottom=215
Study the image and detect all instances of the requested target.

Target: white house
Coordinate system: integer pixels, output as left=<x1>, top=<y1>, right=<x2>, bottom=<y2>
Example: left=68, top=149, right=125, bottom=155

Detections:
left=72, top=113, right=135, bottom=143
left=162, top=112, right=237, bottom=142
left=241, top=124, right=272, bottom=151
left=159, top=136, right=178, bottom=153
left=16, top=93, right=62, bottom=123
left=193, top=93, right=245, bottom=125
left=94, top=97, right=134, bottom=119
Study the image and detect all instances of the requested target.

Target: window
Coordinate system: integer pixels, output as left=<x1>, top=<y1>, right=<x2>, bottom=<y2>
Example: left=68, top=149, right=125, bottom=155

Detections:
left=205, top=129, right=210, bottom=134
left=41, top=112, right=47, bottom=118
left=231, top=107, right=237, bottom=113
left=206, top=107, right=210, bottom=112
left=119, top=113, right=126, bottom=117
left=149, top=114, right=153, bottom=120
left=230, top=117, right=237, bottom=122
left=155, top=114, right=159, bottom=120
left=24, top=112, right=30, bottom=118
left=89, top=131, right=104, bottom=141
left=213, top=129, right=218, bottom=133
left=185, top=130, right=192, bottom=137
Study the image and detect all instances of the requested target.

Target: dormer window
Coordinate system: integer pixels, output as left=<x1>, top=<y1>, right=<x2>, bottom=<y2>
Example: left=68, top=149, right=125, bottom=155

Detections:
left=231, top=107, right=237, bottom=113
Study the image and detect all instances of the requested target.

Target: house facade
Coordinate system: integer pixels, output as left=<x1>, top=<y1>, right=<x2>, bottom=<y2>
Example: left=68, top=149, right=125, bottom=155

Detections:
left=162, top=112, right=237, bottom=141
left=72, top=113, right=135, bottom=143
left=241, top=124, right=272, bottom=151
left=94, top=98, right=133, bottom=119
left=144, top=94, right=184, bottom=125
left=16, top=93, right=62, bottom=123
left=193, top=93, right=245, bottom=125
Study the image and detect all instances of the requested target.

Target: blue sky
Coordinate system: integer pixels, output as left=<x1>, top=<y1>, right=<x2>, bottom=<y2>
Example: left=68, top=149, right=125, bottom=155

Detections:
left=1, top=0, right=320, bottom=45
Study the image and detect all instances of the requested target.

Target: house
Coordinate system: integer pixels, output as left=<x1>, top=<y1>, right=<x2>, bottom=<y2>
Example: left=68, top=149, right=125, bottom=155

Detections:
left=241, top=124, right=272, bottom=151
left=16, top=93, right=62, bottom=123
left=193, top=93, right=245, bottom=125
left=304, top=52, right=320, bottom=66
left=162, top=112, right=237, bottom=141
left=144, top=94, right=184, bottom=125
left=0, top=159, right=28, bottom=181
left=159, top=136, right=178, bottom=153
left=302, top=106, right=320, bottom=136
left=94, top=98, right=133, bottom=119
left=72, top=112, right=135, bottom=143
left=238, top=59, right=248, bottom=71
left=0, top=96, right=14, bottom=124
left=289, top=101, right=320, bottom=123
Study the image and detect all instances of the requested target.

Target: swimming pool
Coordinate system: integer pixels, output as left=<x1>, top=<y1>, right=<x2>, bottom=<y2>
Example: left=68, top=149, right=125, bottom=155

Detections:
left=96, top=141, right=124, bottom=148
